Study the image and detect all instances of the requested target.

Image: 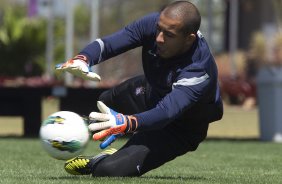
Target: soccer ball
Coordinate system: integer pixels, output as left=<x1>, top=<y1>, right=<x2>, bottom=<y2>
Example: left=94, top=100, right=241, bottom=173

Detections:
left=39, top=111, right=90, bottom=160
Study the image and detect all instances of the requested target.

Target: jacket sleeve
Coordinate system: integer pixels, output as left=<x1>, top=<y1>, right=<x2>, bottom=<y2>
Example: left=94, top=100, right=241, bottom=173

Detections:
left=134, top=68, right=212, bottom=131
left=79, top=13, right=158, bottom=66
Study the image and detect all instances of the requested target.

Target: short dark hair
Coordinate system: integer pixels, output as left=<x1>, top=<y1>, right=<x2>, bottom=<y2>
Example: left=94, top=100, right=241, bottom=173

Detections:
left=161, top=1, right=201, bottom=34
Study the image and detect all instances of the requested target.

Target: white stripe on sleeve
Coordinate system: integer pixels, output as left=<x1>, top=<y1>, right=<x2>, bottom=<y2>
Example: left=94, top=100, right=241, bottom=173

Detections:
left=173, top=73, right=209, bottom=87
left=96, top=38, right=104, bottom=63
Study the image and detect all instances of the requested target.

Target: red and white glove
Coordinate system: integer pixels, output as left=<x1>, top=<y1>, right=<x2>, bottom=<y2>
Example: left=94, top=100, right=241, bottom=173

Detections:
left=88, top=101, right=138, bottom=149
left=55, top=55, right=101, bottom=81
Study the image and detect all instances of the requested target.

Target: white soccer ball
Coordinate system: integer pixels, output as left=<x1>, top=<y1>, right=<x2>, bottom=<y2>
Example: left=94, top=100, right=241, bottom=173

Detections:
left=39, top=111, right=90, bottom=160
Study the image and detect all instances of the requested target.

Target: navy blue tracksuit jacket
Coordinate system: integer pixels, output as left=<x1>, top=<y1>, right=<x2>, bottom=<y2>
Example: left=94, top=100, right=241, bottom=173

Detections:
left=80, top=12, right=223, bottom=131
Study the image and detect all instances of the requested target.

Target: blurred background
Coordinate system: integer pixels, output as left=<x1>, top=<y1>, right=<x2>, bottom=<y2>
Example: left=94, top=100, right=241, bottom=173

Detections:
left=0, top=0, right=282, bottom=141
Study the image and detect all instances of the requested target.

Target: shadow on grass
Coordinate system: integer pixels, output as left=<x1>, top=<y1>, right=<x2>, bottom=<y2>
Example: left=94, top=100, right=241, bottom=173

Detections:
left=46, top=175, right=206, bottom=181
left=141, top=175, right=207, bottom=181
left=206, top=137, right=260, bottom=142
left=46, top=176, right=93, bottom=180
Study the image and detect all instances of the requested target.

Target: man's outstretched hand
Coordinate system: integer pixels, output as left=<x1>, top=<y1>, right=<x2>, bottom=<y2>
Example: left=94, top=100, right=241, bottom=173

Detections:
left=55, top=55, right=101, bottom=81
left=88, top=101, right=138, bottom=149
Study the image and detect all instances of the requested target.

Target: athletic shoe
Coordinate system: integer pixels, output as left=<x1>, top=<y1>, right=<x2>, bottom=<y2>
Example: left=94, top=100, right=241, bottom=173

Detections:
left=64, top=148, right=117, bottom=175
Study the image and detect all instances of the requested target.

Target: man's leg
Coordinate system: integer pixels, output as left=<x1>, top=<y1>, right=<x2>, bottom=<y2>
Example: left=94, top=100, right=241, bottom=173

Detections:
left=98, top=75, right=152, bottom=114
left=64, top=121, right=208, bottom=177
left=92, top=121, right=209, bottom=177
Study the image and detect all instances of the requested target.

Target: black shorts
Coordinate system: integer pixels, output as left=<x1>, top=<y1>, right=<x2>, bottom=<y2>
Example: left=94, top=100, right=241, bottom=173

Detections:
left=94, top=75, right=209, bottom=176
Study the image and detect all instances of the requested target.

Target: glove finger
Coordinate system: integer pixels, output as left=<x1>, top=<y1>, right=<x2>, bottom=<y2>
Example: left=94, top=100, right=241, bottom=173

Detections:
left=100, top=134, right=119, bottom=149
left=97, top=101, right=111, bottom=114
left=66, top=67, right=89, bottom=80
left=67, top=67, right=101, bottom=81
left=93, top=128, right=112, bottom=140
left=58, top=60, right=73, bottom=69
left=88, top=121, right=112, bottom=131
left=86, top=72, right=101, bottom=81
left=89, top=112, right=111, bottom=121
left=67, top=67, right=84, bottom=75
left=54, top=65, right=65, bottom=79
left=55, top=63, right=64, bottom=70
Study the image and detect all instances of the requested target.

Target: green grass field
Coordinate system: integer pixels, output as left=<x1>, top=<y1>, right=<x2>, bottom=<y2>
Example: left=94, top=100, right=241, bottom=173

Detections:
left=0, top=138, right=281, bottom=184
left=0, top=99, right=281, bottom=184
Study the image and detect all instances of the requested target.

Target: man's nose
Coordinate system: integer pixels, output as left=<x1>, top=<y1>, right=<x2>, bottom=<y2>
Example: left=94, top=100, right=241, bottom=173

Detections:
left=156, top=32, right=164, bottom=43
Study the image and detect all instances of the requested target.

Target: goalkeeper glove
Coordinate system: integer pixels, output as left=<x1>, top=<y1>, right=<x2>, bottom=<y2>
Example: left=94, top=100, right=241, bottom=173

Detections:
left=55, top=55, right=101, bottom=81
left=88, top=101, right=138, bottom=149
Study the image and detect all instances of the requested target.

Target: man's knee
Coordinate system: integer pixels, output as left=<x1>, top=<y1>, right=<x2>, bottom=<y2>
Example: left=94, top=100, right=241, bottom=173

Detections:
left=92, top=145, right=149, bottom=177
left=92, top=159, right=121, bottom=177
left=92, top=157, right=140, bottom=177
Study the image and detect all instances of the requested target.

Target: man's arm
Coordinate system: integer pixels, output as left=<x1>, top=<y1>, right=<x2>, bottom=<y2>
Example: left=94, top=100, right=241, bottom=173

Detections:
left=135, top=70, right=212, bottom=130
left=55, top=13, right=158, bottom=81
left=79, top=13, right=159, bottom=66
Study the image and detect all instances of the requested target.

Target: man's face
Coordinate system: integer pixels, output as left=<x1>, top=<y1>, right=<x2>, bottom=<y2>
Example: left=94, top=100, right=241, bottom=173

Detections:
left=156, top=13, right=193, bottom=59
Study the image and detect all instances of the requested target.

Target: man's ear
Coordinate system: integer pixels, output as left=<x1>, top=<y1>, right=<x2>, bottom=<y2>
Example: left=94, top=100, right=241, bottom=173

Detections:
left=184, top=33, right=196, bottom=48
left=187, top=33, right=196, bottom=43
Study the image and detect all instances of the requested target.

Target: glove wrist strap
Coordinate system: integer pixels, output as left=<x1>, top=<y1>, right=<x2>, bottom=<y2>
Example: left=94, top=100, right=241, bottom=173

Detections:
left=73, top=54, right=89, bottom=64
left=124, top=115, right=138, bottom=133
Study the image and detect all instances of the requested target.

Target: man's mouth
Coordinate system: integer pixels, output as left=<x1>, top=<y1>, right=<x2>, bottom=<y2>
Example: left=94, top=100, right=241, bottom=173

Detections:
left=157, top=46, right=164, bottom=54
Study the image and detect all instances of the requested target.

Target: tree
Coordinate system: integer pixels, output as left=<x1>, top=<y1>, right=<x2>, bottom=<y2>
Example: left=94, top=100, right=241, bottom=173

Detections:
left=0, top=5, right=46, bottom=76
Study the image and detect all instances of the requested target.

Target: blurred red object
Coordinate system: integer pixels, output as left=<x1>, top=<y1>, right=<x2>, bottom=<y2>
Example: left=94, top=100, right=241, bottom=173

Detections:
left=220, top=76, right=256, bottom=105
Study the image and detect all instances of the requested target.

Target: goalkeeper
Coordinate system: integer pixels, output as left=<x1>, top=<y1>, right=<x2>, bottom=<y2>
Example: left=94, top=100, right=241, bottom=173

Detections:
left=57, top=1, right=223, bottom=177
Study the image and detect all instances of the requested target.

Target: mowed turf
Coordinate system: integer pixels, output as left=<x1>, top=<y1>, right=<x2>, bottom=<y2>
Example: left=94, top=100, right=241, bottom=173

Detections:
left=0, top=138, right=281, bottom=184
